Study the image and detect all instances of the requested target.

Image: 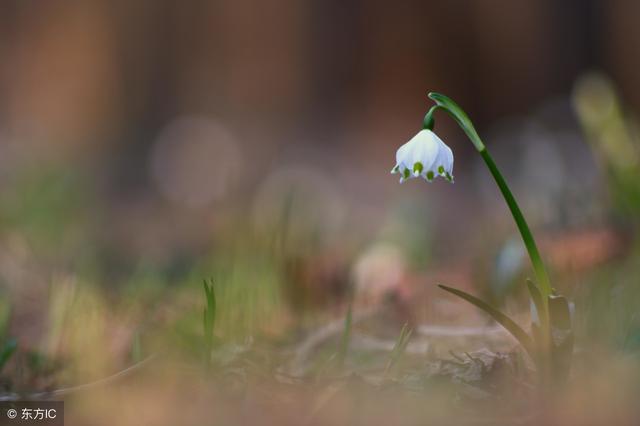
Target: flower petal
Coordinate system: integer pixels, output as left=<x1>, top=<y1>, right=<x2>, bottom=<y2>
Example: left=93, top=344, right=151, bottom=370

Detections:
left=393, top=129, right=454, bottom=184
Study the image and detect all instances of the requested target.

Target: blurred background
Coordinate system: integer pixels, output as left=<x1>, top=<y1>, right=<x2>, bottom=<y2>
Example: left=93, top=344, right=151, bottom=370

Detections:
left=1, top=1, right=640, bottom=423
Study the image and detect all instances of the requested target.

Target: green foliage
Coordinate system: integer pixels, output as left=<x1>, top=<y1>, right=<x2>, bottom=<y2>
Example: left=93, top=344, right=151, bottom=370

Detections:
left=573, top=73, right=640, bottom=220
left=0, top=338, right=17, bottom=373
left=203, top=279, right=217, bottom=366
left=383, top=323, right=413, bottom=378
left=0, top=167, right=96, bottom=252
left=0, top=297, right=16, bottom=373
left=190, top=245, right=283, bottom=340
left=574, top=254, right=640, bottom=354
left=426, top=92, right=573, bottom=386
left=438, top=285, right=535, bottom=359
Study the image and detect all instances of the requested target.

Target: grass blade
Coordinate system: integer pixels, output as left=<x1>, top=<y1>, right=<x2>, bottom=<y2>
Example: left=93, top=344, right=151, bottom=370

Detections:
left=383, top=323, right=413, bottom=378
left=203, top=279, right=217, bottom=368
left=438, top=284, right=535, bottom=359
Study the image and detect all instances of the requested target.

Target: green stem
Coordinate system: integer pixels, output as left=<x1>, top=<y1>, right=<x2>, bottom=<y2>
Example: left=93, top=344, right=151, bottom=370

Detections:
left=424, top=93, right=567, bottom=385
left=425, top=93, right=552, bottom=299
left=478, top=149, right=552, bottom=300
left=481, top=145, right=552, bottom=373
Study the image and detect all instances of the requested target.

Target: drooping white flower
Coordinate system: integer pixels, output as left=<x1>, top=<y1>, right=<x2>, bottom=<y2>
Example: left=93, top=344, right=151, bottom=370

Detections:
left=391, top=129, right=454, bottom=183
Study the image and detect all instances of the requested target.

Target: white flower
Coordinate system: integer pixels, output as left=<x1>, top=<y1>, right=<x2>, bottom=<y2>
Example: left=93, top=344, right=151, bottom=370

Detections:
left=391, top=129, right=454, bottom=183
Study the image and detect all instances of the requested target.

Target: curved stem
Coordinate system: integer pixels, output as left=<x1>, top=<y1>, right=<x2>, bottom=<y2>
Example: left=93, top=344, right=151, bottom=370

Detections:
left=479, top=151, right=552, bottom=296
left=426, top=93, right=552, bottom=302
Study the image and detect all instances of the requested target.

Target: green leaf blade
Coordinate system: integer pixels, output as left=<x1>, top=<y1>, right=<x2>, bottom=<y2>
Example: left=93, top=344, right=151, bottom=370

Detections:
left=438, top=285, right=535, bottom=359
